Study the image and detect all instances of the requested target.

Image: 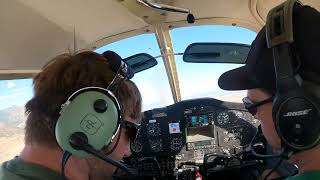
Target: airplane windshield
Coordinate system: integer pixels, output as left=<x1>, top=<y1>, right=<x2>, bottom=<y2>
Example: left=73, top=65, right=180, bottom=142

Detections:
left=0, top=25, right=256, bottom=163
left=96, top=25, right=256, bottom=110
left=172, top=26, right=256, bottom=102
left=95, top=34, right=174, bottom=111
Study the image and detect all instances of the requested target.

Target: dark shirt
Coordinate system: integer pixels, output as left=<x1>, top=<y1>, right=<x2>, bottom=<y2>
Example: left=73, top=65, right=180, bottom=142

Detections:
left=0, top=158, right=61, bottom=180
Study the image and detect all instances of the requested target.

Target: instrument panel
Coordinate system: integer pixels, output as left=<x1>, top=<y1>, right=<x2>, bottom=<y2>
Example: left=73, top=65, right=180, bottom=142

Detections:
left=130, top=98, right=259, bottom=171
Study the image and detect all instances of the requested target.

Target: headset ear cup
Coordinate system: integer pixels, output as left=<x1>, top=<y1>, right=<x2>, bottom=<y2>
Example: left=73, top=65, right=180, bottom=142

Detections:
left=273, top=90, right=320, bottom=151
left=272, top=93, right=286, bottom=147
left=55, top=88, right=121, bottom=157
left=273, top=92, right=291, bottom=149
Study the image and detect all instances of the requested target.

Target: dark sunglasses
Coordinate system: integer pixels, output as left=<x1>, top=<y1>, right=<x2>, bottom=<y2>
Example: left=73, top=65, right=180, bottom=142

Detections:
left=121, top=120, right=140, bottom=141
left=242, top=97, right=273, bottom=116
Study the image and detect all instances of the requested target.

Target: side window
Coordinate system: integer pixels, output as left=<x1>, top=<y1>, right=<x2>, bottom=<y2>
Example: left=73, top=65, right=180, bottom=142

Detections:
left=0, top=79, right=33, bottom=163
left=96, top=34, right=174, bottom=111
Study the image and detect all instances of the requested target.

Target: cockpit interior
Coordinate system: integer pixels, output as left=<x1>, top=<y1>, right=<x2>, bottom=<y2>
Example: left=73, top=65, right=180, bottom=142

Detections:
left=1, top=0, right=320, bottom=179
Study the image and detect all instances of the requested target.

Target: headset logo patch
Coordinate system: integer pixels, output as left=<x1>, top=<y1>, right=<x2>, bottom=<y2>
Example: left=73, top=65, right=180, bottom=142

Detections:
left=283, top=109, right=312, bottom=117
left=80, top=114, right=102, bottom=135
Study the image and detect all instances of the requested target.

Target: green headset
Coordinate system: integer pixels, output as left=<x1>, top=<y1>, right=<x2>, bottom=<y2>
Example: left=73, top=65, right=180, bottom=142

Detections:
left=55, top=87, right=121, bottom=157
left=266, top=0, right=320, bottom=152
left=55, top=51, right=134, bottom=158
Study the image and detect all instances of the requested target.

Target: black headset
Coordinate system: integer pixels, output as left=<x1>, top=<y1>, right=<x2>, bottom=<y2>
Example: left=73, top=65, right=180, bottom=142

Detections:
left=266, top=0, right=320, bottom=152
left=54, top=51, right=137, bottom=176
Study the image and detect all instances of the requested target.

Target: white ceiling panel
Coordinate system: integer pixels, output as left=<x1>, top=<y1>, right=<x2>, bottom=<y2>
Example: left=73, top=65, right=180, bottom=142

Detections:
left=1, top=0, right=319, bottom=79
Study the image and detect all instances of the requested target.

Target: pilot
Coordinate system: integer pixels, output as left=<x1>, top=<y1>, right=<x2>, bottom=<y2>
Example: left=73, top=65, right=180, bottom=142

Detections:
left=0, top=51, right=143, bottom=180
left=218, top=2, right=320, bottom=180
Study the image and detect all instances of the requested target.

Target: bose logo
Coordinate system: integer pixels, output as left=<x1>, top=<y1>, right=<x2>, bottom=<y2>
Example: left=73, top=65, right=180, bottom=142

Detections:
left=283, top=109, right=312, bottom=117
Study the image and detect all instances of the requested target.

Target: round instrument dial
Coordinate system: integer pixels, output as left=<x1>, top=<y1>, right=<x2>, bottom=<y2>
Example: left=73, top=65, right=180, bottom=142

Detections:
left=147, top=123, right=161, bottom=136
left=217, top=112, right=230, bottom=125
left=170, top=138, right=183, bottom=151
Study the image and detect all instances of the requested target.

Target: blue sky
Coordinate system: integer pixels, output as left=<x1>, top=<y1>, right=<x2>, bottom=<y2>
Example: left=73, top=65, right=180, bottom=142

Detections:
left=97, top=25, right=256, bottom=110
left=0, top=79, right=33, bottom=110
left=0, top=25, right=256, bottom=111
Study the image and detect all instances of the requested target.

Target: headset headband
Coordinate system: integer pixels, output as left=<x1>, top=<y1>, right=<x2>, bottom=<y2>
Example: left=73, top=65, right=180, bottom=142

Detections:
left=266, top=0, right=303, bottom=93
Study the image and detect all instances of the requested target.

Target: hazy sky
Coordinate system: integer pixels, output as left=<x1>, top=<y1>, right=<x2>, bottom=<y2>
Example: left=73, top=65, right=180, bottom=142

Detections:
left=0, top=25, right=256, bottom=111
left=0, top=79, right=33, bottom=110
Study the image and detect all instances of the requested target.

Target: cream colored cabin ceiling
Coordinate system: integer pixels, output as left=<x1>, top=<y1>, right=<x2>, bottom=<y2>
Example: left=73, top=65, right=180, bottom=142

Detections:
left=0, top=0, right=319, bottom=79
left=16, top=0, right=149, bottom=42
left=254, top=0, right=320, bottom=24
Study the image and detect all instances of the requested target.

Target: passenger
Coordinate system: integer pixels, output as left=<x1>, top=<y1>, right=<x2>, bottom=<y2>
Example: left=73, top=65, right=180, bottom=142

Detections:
left=218, top=3, right=320, bottom=180
left=0, top=51, right=143, bottom=180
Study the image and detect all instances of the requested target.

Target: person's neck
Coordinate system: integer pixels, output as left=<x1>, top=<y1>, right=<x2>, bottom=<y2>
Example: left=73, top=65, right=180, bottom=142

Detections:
left=289, top=146, right=320, bottom=174
left=19, top=144, right=90, bottom=180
